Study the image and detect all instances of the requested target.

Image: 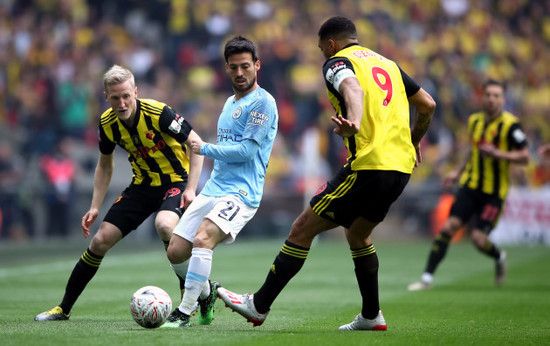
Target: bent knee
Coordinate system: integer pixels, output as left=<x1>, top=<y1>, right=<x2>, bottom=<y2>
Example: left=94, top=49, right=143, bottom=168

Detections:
left=442, top=217, right=463, bottom=235
left=89, top=224, right=123, bottom=255
left=155, top=211, right=179, bottom=239
left=287, top=215, right=318, bottom=246
left=471, top=231, right=488, bottom=249
left=166, top=236, right=192, bottom=263
left=89, top=234, right=114, bottom=255
left=166, top=245, right=179, bottom=263
left=155, top=221, right=175, bottom=239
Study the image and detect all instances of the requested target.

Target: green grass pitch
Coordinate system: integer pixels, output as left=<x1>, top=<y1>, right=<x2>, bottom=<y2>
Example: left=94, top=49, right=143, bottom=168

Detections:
left=1, top=237, right=549, bottom=345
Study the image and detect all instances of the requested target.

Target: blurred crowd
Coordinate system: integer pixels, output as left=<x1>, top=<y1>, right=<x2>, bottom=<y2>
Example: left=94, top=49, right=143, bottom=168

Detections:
left=1, top=0, right=550, bottom=240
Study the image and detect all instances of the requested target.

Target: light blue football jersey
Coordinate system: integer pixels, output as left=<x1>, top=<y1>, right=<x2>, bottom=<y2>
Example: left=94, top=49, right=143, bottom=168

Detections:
left=200, top=87, right=278, bottom=207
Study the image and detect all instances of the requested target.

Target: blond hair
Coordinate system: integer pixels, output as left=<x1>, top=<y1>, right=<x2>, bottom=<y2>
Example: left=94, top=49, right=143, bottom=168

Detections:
left=103, top=65, right=135, bottom=92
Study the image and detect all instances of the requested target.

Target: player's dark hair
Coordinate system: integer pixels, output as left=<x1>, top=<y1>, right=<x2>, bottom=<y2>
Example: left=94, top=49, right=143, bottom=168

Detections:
left=483, top=78, right=506, bottom=92
left=318, top=16, right=357, bottom=41
left=224, top=36, right=259, bottom=62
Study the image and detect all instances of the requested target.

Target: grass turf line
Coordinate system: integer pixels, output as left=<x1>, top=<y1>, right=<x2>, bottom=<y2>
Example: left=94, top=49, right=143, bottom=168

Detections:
left=0, top=238, right=549, bottom=345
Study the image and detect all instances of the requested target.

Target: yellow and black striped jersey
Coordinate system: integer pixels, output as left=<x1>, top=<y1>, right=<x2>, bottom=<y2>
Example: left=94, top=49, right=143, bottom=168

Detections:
left=459, top=111, right=528, bottom=199
left=322, top=43, right=420, bottom=173
left=98, top=99, right=193, bottom=187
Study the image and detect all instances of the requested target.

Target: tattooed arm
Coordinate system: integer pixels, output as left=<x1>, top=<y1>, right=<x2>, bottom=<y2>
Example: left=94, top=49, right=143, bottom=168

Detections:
left=408, top=87, right=436, bottom=166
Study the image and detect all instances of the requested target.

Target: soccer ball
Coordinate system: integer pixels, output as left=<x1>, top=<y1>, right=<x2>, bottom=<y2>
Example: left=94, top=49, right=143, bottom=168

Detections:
left=130, top=286, right=172, bottom=328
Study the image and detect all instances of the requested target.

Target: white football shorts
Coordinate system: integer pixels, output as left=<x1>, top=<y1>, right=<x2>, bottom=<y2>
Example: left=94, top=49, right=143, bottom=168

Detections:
left=172, top=193, right=257, bottom=244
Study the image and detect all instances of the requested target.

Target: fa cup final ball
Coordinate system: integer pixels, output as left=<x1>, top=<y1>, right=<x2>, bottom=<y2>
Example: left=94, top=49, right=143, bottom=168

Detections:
left=130, top=286, right=172, bottom=328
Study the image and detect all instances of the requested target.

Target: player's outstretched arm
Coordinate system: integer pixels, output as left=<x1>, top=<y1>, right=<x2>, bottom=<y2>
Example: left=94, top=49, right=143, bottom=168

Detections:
left=82, top=153, right=114, bottom=237
left=199, top=139, right=260, bottom=163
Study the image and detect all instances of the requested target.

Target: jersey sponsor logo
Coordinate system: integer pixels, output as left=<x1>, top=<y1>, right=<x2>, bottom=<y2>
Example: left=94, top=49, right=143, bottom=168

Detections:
left=247, top=111, right=269, bottom=126
left=233, top=107, right=243, bottom=119
left=130, top=139, right=167, bottom=158
left=217, top=128, right=242, bottom=142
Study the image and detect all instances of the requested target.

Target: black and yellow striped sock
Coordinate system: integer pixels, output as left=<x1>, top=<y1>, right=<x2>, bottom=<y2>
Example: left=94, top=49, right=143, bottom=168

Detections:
left=425, top=232, right=452, bottom=274
left=163, top=240, right=186, bottom=292
left=351, top=244, right=379, bottom=320
left=254, top=240, right=309, bottom=314
left=59, top=248, right=103, bottom=313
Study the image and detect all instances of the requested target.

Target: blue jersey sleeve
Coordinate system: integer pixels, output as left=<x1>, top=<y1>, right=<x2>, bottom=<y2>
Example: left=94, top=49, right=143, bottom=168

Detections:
left=200, top=139, right=260, bottom=162
left=242, top=97, right=275, bottom=145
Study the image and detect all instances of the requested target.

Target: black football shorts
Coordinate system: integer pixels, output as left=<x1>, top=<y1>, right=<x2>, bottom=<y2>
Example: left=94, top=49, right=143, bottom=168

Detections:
left=103, top=182, right=186, bottom=236
left=310, top=165, right=410, bottom=228
left=449, top=187, right=504, bottom=233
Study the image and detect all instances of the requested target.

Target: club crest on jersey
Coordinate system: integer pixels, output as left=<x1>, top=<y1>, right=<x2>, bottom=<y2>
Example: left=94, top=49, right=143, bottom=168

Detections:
left=132, top=135, right=141, bottom=146
left=145, top=130, right=155, bottom=140
left=233, top=107, right=242, bottom=119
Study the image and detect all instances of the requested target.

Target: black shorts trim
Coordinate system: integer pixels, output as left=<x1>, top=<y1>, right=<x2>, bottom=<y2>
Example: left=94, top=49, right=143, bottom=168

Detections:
left=309, top=166, right=410, bottom=228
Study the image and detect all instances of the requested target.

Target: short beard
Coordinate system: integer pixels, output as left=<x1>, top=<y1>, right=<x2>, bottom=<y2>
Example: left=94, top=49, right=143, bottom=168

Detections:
left=232, top=77, right=256, bottom=94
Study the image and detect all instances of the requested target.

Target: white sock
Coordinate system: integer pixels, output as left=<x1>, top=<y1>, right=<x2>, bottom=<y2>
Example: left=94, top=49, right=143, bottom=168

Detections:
left=178, top=248, right=212, bottom=315
left=421, top=272, right=433, bottom=284
left=170, top=261, right=189, bottom=279
left=199, top=281, right=211, bottom=300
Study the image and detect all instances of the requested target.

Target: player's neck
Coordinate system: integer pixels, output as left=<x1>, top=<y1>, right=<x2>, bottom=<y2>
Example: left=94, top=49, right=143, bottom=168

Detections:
left=122, top=113, right=137, bottom=127
left=485, top=110, right=501, bottom=122
left=234, top=83, right=258, bottom=101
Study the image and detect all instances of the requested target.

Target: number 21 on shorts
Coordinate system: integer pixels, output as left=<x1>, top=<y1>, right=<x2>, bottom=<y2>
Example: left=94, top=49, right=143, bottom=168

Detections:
left=218, top=200, right=241, bottom=221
